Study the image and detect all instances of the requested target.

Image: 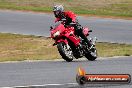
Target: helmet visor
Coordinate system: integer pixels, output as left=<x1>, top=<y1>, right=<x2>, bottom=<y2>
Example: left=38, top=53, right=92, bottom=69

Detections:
left=54, top=11, right=60, bottom=17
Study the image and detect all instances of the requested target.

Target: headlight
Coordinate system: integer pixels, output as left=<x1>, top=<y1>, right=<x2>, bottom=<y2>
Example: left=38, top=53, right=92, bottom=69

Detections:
left=53, top=31, right=60, bottom=37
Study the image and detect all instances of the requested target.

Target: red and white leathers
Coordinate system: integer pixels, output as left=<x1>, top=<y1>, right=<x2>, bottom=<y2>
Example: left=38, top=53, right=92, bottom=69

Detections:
left=54, top=11, right=91, bottom=47
left=55, top=11, right=76, bottom=24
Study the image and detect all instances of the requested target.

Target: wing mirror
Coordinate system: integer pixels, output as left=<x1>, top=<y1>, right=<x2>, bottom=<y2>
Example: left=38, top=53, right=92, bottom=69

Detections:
left=88, top=30, right=92, bottom=32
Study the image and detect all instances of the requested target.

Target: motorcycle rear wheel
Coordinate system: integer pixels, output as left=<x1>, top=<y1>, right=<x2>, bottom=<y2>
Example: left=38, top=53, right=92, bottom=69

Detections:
left=85, top=48, right=97, bottom=61
left=57, top=42, right=73, bottom=62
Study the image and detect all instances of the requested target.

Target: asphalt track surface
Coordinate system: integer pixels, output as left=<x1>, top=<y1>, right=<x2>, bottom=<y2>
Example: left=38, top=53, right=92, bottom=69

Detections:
left=0, top=56, right=132, bottom=87
left=0, top=10, right=132, bottom=44
left=0, top=10, right=132, bottom=88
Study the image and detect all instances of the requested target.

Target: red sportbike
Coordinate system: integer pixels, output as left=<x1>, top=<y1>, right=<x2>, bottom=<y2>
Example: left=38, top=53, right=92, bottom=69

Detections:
left=50, top=20, right=97, bottom=62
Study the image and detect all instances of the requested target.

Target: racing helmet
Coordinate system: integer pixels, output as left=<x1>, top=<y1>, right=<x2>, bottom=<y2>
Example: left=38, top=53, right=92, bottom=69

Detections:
left=53, top=5, right=64, bottom=17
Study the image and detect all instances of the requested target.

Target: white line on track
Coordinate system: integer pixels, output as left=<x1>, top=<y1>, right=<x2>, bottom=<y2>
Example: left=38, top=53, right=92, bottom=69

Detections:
left=1, top=83, right=78, bottom=88
left=0, top=56, right=132, bottom=64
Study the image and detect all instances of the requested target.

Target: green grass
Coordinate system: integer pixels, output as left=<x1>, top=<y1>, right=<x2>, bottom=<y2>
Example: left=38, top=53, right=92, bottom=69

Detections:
left=0, top=33, right=60, bottom=62
left=0, top=1, right=52, bottom=12
left=0, top=0, right=132, bottom=17
left=0, top=33, right=132, bottom=62
left=96, top=42, right=132, bottom=57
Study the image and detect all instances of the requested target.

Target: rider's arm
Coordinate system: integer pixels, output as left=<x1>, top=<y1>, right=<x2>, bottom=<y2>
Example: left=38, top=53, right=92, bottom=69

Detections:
left=55, top=18, right=61, bottom=23
left=64, top=11, right=76, bottom=24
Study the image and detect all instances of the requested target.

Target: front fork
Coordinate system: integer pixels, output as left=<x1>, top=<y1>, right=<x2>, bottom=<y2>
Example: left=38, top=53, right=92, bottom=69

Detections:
left=88, top=37, right=97, bottom=50
left=53, top=38, right=69, bottom=46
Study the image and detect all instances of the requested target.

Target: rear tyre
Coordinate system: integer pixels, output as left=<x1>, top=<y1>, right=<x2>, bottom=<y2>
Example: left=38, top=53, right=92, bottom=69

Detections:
left=57, top=42, right=73, bottom=62
left=85, top=48, right=97, bottom=61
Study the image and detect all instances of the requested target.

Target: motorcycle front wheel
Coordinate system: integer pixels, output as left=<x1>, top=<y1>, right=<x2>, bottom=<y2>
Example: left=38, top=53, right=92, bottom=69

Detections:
left=57, top=42, right=73, bottom=62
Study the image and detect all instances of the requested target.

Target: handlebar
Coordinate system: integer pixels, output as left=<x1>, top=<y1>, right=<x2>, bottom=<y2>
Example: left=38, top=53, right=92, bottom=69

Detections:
left=88, top=30, right=92, bottom=32
left=61, top=18, right=66, bottom=21
left=69, top=22, right=76, bottom=25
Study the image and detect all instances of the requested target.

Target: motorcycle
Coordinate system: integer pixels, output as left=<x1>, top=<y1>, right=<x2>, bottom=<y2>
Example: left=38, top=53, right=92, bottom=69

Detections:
left=50, top=20, right=97, bottom=62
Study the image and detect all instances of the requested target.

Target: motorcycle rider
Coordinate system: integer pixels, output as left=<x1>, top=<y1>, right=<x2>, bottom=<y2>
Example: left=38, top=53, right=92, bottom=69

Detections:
left=53, top=5, right=91, bottom=48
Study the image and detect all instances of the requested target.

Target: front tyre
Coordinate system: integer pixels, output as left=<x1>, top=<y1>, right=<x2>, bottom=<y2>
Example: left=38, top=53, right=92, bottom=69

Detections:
left=85, top=47, right=97, bottom=61
left=57, top=42, right=73, bottom=62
